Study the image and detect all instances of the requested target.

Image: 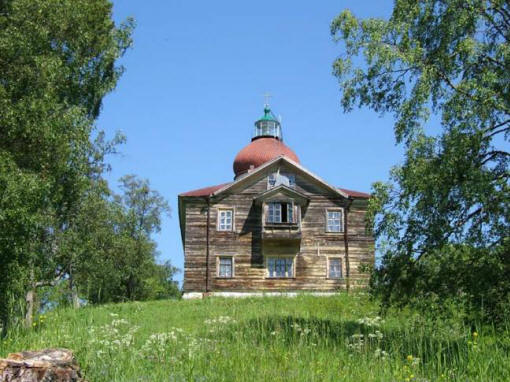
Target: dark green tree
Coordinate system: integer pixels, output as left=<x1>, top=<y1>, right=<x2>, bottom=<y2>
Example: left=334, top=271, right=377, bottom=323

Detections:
left=114, top=175, right=172, bottom=301
left=331, top=0, right=509, bottom=320
left=0, top=0, right=133, bottom=335
left=140, top=261, right=181, bottom=301
left=72, top=181, right=179, bottom=304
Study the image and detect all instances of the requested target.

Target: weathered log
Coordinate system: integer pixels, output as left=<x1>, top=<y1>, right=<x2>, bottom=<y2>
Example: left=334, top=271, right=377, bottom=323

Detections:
left=181, top=164, right=375, bottom=293
left=0, top=349, right=85, bottom=382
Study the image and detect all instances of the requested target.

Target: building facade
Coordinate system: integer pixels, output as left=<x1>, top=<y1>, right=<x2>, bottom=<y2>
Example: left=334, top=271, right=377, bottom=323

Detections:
left=178, top=106, right=374, bottom=297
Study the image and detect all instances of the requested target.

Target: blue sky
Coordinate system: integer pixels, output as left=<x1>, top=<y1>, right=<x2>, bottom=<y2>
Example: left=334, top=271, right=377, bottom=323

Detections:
left=98, top=1, right=400, bottom=283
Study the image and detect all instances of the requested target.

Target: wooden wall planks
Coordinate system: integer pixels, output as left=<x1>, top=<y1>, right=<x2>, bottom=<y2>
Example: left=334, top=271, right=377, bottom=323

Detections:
left=182, top=165, right=374, bottom=292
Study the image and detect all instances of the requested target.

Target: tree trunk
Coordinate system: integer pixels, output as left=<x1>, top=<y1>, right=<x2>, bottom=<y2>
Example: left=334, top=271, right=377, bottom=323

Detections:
left=126, top=275, right=134, bottom=301
left=69, top=265, right=80, bottom=309
left=1, top=306, right=8, bottom=339
left=0, top=277, right=9, bottom=338
left=71, top=288, right=79, bottom=309
left=24, top=289, right=34, bottom=329
left=0, top=349, right=86, bottom=381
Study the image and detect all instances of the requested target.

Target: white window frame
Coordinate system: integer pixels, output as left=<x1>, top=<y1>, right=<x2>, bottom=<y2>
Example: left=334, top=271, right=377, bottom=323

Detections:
left=268, top=173, right=277, bottom=189
left=266, top=256, right=295, bottom=278
left=327, top=257, right=343, bottom=279
left=266, top=202, right=295, bottom=224
left=217, top=256, right=234, bottom=278
left=217, top=208, right=234, bottom=231
left=326, top=208, right=344, bottom=233
left=267, top=202, right=282, bottom=223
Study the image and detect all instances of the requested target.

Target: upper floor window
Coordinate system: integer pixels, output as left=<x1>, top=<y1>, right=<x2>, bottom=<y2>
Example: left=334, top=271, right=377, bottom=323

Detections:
left=218, top=208, right=233, bottom=231
left=328, top=258, right=342, bottom=279
left=267, top=202, right=294, bottom=224
left=268, top=172, right=296, bottom=189
left=326, top=209, right=343, bottom=232
left=267, top=257, right=294, bottom=278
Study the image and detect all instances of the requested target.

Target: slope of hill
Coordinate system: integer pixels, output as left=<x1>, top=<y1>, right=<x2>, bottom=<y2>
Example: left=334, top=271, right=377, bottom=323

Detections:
left=0, top=294, right=508, bottom=381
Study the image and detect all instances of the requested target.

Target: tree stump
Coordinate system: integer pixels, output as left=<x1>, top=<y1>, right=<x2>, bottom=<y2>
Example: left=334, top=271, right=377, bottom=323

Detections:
left=0, top=349, right=86, bottom=382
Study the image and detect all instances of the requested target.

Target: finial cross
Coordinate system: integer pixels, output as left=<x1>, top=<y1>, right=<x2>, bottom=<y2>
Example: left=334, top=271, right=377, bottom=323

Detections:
left=263, top=92, right=272, bottom=107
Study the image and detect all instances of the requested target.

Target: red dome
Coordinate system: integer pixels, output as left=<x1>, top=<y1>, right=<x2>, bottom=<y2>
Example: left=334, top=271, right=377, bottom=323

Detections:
left=233, top=137, right=300, bottom=177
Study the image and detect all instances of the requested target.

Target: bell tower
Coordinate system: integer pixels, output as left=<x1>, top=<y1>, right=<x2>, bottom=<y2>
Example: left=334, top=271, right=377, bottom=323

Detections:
left=253, top=99, right=282, bottom=141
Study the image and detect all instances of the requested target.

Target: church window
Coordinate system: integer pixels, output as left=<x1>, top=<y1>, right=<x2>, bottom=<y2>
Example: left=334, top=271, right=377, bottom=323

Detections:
left=267, top=172, right=296, bottom=189
left=218, top=209, right=233, bottom=231
left=328, top=258, right=342, bottom=279
left=218, top=256, right=234, bottom=278
left=326, top=209, right=343, bottom=232
left=267, top=257, right=294, bottom=278
left=267, top=202, right=294, bottom=224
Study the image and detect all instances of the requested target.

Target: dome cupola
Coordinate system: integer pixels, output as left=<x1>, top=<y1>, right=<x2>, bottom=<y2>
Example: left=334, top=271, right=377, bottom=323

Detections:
left=233, top=104, right=299, bottom=179
left=253, top=106, right=282, bottom=141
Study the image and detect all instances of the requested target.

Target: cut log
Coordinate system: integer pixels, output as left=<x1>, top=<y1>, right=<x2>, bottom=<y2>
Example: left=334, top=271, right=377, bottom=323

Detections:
left=0, top=349, right=85, bottom=382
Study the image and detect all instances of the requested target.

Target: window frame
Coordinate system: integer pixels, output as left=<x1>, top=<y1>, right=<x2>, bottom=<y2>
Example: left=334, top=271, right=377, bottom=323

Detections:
left=265, top=256, right=295, bottom=278
left=327, top=257, right=343, bottom=279
left=325, top=208, right=344, bottom=233
left=217, top=208, right=234, bottom=232
left=217, top=256, right=235, bottom=278
left=266, top=201, right=295, bottom=224
left=267, top=202, right=282, bottom=223
left=267, top=172, right=296, bottom=189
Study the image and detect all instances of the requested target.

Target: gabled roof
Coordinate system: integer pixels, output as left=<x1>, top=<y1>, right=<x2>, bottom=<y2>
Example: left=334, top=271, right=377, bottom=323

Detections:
left=211, top=156, right=351, bottom=199
left=179, top=183, right=370, bottom=199
left=337, top=188, right=371, bottom=199
left=178, top=157, right=370, bottom=246
left=179, top=183, right=231, bottom=197
left=177, top=163, right=371, bottom=199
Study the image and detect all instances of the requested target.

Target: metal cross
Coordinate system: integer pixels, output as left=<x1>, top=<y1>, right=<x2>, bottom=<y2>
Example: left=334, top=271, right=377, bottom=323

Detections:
left=263, top=92, right=272, bottom=107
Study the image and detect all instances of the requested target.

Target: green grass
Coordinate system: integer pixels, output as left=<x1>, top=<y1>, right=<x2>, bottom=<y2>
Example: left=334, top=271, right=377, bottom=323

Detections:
left=1, top=293, right=509, bottom=381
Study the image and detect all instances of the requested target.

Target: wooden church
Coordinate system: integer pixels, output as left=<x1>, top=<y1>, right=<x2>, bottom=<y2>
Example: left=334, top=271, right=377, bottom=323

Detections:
left=178, top=105, right=374, bottom=298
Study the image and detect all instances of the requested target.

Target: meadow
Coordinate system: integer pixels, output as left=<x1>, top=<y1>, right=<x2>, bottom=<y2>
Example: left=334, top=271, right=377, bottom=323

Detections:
left=0, top=293, right=509, bottom=381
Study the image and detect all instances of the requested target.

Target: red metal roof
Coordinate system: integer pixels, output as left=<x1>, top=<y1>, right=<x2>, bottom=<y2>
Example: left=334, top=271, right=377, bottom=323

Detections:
left=179, top=183, right=369, bottom=199
left=179, top=183, right=232, bottom=197
left=233, top=137, right=300, bottom=176
left=337, top=188, right=371, bottom=199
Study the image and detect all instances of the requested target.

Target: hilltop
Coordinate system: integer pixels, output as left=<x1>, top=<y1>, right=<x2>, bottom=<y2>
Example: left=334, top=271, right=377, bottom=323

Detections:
left=0, top=294, right=508, bottom=381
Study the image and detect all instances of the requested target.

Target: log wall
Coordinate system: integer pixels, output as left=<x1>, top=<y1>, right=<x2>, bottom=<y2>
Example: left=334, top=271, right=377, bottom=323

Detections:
left=182, top=164, right=374, bottom=292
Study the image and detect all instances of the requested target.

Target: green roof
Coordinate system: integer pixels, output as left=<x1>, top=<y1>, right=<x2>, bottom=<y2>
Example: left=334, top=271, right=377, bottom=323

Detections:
left=258, top=106, right=278, bottom=122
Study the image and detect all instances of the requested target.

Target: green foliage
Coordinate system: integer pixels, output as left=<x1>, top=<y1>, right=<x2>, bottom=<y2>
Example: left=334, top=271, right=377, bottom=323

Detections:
left=0, top=153, right=47, bottom=335
left=140, top=262, right=181, bottom=301
left=0, top=0, right=183, bottom=335
left=113, top=175, right=172, bottom=301
left=332, top=0, right=509, bottom=321
left=69, top=176, right=176, bottom=305
left=0, top=295, right=508, bottom=381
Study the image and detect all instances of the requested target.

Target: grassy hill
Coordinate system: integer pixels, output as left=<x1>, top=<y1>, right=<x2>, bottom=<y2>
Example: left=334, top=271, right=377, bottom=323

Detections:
left=0, top=294, right=508, bottom=381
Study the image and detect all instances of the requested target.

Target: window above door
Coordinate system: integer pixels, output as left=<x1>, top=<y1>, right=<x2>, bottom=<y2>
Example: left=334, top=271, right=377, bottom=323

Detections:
left=266, top=202, right=295, bottom=224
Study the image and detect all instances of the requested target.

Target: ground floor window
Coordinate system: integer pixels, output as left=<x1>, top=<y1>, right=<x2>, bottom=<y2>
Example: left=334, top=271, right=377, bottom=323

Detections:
left=328, top=258, right=342, bottom=279
left=218, top=256, right=233, bottom=278
left=267, top=257, right=294, bottom=278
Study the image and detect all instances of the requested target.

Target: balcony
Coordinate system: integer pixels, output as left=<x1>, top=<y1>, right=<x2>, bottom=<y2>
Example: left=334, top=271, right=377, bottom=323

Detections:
left=262, top=222, right=301, bottom=242
left=253, top=184, right=309, bottom=243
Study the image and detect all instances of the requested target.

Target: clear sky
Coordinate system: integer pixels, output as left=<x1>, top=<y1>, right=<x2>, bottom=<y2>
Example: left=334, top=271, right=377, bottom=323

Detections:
left=98, top=1, right=400, bottom=284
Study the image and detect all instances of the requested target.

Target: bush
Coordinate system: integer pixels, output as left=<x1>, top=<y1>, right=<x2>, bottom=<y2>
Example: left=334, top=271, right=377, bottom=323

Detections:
left=372, top=243, right=510, bottom=324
